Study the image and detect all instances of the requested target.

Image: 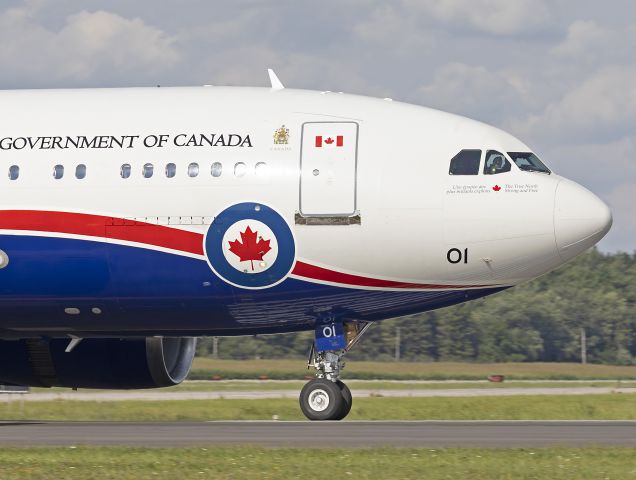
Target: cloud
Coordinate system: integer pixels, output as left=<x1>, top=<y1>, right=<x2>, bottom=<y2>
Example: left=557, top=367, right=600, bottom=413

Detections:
left=404, top=0, right=553, bottom=35
left=551, top=20, right=636, bottom=64
left=538, top=136, right=636, bottom=194
left=60, top=11, right=179, bottom=77
left=352, top=4, right=433, bottom=52
left=551, top=20, right=611, bottom=58
left=0, top=5, right=179, bottom=85
left=512, top=66, right=636, bottom=144
left=416, top=62, right=529, bottom=124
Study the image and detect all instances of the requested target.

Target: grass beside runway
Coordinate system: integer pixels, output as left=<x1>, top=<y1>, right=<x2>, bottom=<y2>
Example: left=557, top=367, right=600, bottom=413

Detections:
left=3, top=394, right=636, bottom=421
left=190, top=358, right=636, bottom=381
left=1, top=447, right=635, bottom=479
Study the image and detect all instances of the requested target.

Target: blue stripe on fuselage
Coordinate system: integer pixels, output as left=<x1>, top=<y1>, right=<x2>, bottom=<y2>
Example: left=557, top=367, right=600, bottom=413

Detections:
left=0, top=235, right=506, bottom=335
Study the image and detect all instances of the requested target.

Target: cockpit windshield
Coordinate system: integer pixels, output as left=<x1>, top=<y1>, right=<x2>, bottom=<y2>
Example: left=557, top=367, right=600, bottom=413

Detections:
left=508, top=152, right=551, bottom=174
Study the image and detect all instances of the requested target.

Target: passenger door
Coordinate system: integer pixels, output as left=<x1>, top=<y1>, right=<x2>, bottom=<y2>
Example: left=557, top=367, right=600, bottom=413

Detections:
left=299, top=122, right=359, bottom=216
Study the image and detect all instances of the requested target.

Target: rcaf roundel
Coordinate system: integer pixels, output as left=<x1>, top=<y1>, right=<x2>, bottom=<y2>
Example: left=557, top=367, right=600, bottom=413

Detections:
left=204, top=203, right=295, bottom=289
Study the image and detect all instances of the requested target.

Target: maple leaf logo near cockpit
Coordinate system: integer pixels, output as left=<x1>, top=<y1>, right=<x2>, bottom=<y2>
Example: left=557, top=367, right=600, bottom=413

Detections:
left=228, top=226, right=272, bottom=271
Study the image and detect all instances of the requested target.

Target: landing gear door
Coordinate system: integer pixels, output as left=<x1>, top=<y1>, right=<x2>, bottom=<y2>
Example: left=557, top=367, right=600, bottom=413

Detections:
left=300, top=122, right=359, bottom=217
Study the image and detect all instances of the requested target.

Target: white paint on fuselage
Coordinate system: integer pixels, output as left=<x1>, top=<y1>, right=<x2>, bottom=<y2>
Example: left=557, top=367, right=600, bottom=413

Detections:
left=0, top=86, right=611, bottom=289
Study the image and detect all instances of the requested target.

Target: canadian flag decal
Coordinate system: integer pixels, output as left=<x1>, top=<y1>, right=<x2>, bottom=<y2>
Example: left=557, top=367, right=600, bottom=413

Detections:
left=315, top=135, right=344, bottom=148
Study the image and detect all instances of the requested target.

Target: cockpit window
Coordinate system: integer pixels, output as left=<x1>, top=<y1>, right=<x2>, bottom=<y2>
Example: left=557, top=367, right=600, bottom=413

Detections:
left=484, top=150, right=511, bottom=175
left=449, top=149, right=481, bottom=175
left=508, top=152, right=551, bottom=174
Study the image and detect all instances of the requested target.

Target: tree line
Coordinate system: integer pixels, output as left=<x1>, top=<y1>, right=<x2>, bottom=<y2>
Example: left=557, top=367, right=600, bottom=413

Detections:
left=196, top=249, right=636, bottom=364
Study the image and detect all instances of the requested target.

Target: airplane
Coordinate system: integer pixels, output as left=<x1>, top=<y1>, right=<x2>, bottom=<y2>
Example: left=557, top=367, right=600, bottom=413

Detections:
left=0, top=70, right=612, bottom=420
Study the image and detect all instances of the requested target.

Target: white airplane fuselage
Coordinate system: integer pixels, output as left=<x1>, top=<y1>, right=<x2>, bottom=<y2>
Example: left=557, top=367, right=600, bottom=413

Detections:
left=0, top=86, right=612, bottom=339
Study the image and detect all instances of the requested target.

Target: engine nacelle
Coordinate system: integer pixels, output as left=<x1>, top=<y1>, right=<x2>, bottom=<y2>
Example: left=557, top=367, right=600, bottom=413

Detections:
left=0, top=337, right=196, bottom=389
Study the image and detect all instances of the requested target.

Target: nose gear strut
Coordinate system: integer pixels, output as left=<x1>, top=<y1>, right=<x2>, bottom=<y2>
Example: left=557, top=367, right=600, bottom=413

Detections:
left=299, top=320, right=372, bottom=421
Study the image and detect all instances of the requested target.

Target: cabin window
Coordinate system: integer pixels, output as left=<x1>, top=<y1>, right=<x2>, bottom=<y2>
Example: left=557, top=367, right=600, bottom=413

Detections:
left=143, top=163, right=154, bottom=179
left=121, top=164, right=131, bottom=179
left=75, top=164, right=87, bottom=180
left=8, top=165, right=19, bottom=181
left=255, top=162, right=268, bottom=176
left=234, top=162, right=247, bottom=177
left=484, top=150, right=511, bottom=175
left=449, top=150, right=481, bottom=175
left=53, top=164, right=64, bottom=179
left=211, top=162, right=222, bottom=177
left=165, top=163, right=177, bottom=178
left=188, top=162, right=200, bottom=178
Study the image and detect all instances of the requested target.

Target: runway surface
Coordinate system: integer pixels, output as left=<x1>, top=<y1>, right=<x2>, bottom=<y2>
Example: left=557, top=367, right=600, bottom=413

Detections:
left=4, top=386, right=636, bottom=401
left=1, top=421, right=636, bottom=447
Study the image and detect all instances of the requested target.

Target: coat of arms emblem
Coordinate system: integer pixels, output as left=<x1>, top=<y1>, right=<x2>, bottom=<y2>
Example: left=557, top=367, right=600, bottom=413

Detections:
left=273, top=125, right=290, bottom=145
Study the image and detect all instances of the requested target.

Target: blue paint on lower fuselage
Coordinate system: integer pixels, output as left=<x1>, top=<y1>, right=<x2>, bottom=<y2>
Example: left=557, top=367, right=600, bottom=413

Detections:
left=0, top=235, right=506, bottom=336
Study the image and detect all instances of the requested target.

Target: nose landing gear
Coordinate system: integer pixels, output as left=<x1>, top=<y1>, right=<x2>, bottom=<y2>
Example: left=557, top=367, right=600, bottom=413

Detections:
left=299, top=320, right=371, bottom=421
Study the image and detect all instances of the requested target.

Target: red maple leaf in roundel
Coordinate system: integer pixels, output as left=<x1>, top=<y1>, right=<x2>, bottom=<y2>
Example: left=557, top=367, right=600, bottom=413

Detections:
left=228, top=226, right=272, bottom=271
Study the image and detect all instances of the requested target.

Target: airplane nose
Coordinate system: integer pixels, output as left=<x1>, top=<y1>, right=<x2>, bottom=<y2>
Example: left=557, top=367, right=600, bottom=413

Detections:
left=554, top=180, right=612, bottom=261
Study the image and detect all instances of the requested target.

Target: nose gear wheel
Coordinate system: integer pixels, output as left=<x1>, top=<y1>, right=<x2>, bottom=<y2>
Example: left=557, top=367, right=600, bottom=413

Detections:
left=299, top=379, right=344, bottom=420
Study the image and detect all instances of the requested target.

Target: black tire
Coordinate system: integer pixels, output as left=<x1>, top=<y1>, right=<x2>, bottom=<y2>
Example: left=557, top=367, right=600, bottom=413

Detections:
left=333, top=381, right=353, bottom=420
left=299, top=379, right=344, bottom=421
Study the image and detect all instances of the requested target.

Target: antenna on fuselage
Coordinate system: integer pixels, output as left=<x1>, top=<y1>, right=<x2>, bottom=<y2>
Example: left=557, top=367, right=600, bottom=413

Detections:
left=268, top=68, right=285, bottom=90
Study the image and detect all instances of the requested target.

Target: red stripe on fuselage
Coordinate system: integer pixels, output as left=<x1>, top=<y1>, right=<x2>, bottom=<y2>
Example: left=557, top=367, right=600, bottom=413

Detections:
left=291, top=261, right=495, bottom=290
left=0, top=210, right=496, bottom=290
left=0, top=211, right=204, bottom=256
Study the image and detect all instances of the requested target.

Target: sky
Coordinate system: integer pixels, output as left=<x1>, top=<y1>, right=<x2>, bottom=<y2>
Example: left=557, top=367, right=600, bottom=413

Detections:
left=0, top=0, right=634, bottom=252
